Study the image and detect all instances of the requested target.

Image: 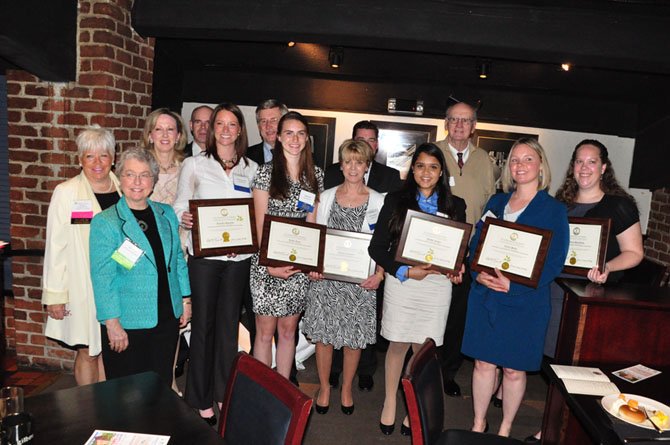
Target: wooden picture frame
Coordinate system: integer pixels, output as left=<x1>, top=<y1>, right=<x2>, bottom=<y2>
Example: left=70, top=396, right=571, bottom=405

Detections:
left=563, top=217, right=611, bottom=276
left=189, top=198, right=258, bottom=257
left=258, top=216, right=326, bottom=273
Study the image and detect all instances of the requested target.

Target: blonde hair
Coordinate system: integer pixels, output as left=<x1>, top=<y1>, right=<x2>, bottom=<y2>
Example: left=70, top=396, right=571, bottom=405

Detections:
left=500, top=138, right=551, bottom=192
left=141, top=108, right=188, bottom=163
left=338, top=138, right=373, bottom=165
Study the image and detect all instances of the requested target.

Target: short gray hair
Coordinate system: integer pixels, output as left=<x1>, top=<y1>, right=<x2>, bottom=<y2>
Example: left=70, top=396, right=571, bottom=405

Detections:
left=116, top=147, right=159, bottom=184
left=445, top=102, right=478, bottom=122
left=76, top=125, right=115, bottom=159
left=255, top=99, right=288, bottom=122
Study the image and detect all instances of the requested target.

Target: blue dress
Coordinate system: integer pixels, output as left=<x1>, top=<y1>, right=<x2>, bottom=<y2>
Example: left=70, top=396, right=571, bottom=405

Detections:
left=461, top=190, right=569, bottom=371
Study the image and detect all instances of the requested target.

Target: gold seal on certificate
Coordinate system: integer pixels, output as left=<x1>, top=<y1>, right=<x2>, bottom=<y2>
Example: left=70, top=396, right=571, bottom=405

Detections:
left=471, top=218, right=552, bottom=288
left=563, top=217, right=610, bottom=276
left=322, top=229, right=376, bottom=284
left=394, top=209, right=472, bottom=275
left=259, top=216, right=326, bottom=273
left=189, top=198, right=258, bottom=257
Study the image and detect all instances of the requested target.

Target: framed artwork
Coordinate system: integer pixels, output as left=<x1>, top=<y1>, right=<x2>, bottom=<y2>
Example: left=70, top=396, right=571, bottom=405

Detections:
left=304, top=116, right=337, bottom=171
left=474, top=130, right=539, bottom=168
left=371, top=121, right=438, bottom=179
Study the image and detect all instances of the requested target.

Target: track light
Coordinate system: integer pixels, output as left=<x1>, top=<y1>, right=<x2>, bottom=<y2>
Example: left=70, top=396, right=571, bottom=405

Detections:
left=561, top=63, right=571, bottom=72
left=329, top=47, right=343, bottom=69
left=287, top=41, right=296, bottom=47
left=478, top=61, right=491, bottom=79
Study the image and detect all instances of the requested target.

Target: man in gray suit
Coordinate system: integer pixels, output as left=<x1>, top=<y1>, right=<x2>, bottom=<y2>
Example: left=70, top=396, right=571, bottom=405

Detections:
left=246, top=99, right=288, bottom=165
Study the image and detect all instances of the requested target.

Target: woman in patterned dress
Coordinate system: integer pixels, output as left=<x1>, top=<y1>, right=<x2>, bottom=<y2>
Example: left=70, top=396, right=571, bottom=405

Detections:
left=141, top=108, right=188, bottom=206
left=250, top=111, right=324, bottom=379
left=303, top=139, right=385, bottom=415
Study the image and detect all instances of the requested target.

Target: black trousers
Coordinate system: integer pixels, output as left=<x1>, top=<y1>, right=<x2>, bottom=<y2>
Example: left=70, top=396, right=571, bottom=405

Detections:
left=101, top=317, right=179, bottom=386
left=184, top=257, right=250, bottom=410
left=439, top=264, right=472, bottom=381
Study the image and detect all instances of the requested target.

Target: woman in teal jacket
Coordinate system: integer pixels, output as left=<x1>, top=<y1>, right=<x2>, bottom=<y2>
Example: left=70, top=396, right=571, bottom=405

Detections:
left=90, top=147, right=191, bottom=385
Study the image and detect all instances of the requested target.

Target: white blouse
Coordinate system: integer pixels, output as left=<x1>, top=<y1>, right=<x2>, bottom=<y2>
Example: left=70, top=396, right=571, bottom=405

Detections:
left=173, top=153, right=259, bottom=261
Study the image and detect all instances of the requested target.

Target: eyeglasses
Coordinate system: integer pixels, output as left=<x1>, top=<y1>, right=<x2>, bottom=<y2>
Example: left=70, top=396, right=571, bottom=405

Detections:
left=122, top=172, right=153, bottom=181
left=446, top=117, right=474, bottom=125
left=258, top=117, right=279, bottom=127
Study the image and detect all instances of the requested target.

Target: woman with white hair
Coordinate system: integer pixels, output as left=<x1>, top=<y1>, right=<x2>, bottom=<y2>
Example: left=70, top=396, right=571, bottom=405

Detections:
left=42, top=125, right=121, bottom=386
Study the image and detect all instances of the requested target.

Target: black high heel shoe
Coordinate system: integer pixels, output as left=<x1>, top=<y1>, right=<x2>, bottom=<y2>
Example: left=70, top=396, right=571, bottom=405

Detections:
left=341, top=404, right=354, bottom=415
left=491, top=394, right=503, bottom=408
left=201, top=415, right=217, bottom=426
left=400, top=423, right=411, bottom=436
left=315, top=391, right=330, bottom=414
left=379, top=422, right=395, bottom=435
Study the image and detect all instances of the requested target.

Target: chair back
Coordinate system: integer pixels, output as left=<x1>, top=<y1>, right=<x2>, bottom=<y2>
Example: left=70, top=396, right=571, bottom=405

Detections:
left=219, top=352, right=313, bottom=445
left=401, top=338, right=444, bottom=445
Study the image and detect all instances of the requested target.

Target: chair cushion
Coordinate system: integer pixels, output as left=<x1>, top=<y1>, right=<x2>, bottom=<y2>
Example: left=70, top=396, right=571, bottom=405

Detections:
left=223, top=373, right=293, bottom=445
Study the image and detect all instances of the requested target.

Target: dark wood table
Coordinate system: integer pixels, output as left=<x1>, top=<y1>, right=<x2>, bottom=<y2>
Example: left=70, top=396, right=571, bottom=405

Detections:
left=24, top=372, right=226, bottom=445
left=542, top=279, right=670, bottom=444
left=544, top=362, right=670, bottom=445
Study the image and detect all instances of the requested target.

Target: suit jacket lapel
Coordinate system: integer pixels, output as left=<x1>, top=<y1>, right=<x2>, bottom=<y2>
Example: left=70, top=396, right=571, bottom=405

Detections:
left=150, top=201, right=173, bottom=268
left=117, top=197, right=157, bottom=269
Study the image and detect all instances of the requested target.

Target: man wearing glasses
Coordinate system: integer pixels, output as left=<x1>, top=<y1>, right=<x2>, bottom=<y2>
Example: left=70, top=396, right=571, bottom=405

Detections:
left=246, top=99, right=289, bottom=165
left=324, top=120, right=402, bottom=392
left=436, top=101, right=498, bottom=397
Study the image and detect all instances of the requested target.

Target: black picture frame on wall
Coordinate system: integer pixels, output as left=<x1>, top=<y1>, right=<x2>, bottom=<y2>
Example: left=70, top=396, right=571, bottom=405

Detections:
left=371, top=121, right=438, bottom=179
left=304, top=116, right=337, bottom=171
left=474, top=129, right=539, bottom=169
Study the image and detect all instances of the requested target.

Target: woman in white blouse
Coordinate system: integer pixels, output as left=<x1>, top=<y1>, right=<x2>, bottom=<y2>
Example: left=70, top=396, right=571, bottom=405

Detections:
left=173, top=103, right=258, bottom=425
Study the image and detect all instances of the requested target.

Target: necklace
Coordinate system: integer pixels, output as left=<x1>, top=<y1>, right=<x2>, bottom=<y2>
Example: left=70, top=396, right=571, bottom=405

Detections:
left=220, top=154, right=238, bottom=170
left=159, top=161, right=177, bottom=173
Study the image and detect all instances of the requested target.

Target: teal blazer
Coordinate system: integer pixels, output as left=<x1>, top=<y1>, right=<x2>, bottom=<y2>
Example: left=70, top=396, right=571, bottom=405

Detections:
left=90, top=197, right=191, bottom=329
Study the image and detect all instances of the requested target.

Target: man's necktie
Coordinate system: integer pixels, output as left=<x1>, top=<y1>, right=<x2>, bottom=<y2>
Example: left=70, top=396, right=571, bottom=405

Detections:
left=457, top=152, right=464, bottom=176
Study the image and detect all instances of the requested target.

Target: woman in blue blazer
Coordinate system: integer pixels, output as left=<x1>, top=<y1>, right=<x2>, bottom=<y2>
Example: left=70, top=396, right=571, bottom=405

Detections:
left=461, top=138, right=569, bottom=437
left=90, top=148, right=191, bottom=385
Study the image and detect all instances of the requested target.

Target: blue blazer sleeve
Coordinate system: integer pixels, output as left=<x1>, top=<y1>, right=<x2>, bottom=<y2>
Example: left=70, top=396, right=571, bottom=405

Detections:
left=90, top=211, right=122, bottom=322
left=163, top=203, right=191, bottom=298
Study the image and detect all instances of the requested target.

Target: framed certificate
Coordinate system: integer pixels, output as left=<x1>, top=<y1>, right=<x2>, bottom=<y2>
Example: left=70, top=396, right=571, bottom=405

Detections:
left=322, top=229, right=375, bottom=284
left=471, top=218, right=552, bottom=288
left=394, top=209, right=472, bottom=275
left=189, top=198, right=258, bottom=257
left=563, top=217, right=611, bottom=276
left=259, top=216, right=326, bottom=273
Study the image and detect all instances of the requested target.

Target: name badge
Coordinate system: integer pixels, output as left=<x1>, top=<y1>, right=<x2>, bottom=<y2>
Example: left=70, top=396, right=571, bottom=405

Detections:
left=449, top=176, right=456, bottom=187
left=111, top=239, right=144, bottom=270
left=476, top=210, right=498, bottom=230
left=233, top=174, right=251, bottom=194
left=366, top=207, right=380, bottom=231
left=297, top=190, right=316, bottom=213
left=71, top=200, right=94, bottom=224
left=436, top=211, right=449, bottom=219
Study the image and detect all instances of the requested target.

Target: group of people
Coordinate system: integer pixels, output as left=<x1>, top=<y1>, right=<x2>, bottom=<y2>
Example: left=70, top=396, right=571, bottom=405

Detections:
left=40, top=98, right=643, bottom=439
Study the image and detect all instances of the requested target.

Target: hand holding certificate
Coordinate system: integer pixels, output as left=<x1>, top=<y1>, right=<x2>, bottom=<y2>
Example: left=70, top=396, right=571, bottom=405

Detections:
left=471, top=218, right=552, bottom=288
left=394, top=209, right=472, bottom=275
left=189, top=198, right=258, bottom=257
left=563, top=217, right=610, bottom=276
left=259, top=216, right=326, bottom=273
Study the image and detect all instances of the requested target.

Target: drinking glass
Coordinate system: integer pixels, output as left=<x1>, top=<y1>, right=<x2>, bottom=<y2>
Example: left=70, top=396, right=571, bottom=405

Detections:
left=0, top=387, right=24, bottom=418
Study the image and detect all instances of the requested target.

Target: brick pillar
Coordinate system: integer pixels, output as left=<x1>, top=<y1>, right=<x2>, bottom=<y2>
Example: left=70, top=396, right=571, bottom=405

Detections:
left=645, top=188, right=670, bottom=270
left=6, top=0, right=154, bottom=370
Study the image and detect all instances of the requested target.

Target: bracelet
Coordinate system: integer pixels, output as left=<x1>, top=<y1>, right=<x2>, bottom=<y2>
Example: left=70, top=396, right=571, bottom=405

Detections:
left=183, top=301, right=191, bottom=305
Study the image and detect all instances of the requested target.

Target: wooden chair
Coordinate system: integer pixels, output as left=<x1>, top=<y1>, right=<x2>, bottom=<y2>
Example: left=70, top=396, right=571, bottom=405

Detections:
left=401, top=338, right=524, bottom=445
left=219, top=352, right=313, bottom=445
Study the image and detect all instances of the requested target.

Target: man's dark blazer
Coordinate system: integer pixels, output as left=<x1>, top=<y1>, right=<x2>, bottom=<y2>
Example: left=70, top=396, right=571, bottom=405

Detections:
left=246, top=142, right=266, bottom=166
left=324, top=160, right=403, bottom=193
left=184, top=142, right=195, bottom=158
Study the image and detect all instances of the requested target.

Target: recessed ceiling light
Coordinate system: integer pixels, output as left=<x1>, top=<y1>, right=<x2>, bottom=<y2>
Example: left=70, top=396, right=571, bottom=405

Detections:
left=287, top=41, right=296, bottom=47
left=561, top=63, right=571, bottom=72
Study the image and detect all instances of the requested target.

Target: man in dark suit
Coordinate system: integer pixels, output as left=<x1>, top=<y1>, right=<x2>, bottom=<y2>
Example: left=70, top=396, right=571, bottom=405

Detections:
left=246, top=99, right=288, bottom=165
left=184, top=105, right=213, bottom=157
left=324, top=120, right=402, bottom=392
left=324, top=121, right=402, bottom=191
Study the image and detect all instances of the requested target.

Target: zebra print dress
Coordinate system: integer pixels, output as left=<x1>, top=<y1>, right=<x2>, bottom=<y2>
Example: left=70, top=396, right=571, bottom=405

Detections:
left=302, top=200, right=376, bottom=349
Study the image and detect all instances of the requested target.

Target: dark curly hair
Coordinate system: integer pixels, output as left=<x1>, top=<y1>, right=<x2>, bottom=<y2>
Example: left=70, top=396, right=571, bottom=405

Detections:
left=555, top=139, right=634, bottom=205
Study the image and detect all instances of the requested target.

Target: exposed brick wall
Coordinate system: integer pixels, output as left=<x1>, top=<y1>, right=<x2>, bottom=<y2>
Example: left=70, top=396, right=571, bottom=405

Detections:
left=645, top=188, right=670, bottom=271
left=6, top=0, right=154, bottom=371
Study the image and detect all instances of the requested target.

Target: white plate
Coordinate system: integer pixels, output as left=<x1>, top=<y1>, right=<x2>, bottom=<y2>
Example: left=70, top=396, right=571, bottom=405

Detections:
left=601, top=393, right=670, bottom=431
